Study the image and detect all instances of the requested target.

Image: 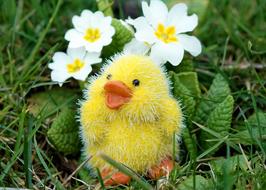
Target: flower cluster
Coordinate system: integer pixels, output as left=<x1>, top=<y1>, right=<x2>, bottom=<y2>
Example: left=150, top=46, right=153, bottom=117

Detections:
left=125, top=0, right=202, bottom=66
left=49, top=10, right=114, bottom=86
left=49, top=0, right=201, bottom=86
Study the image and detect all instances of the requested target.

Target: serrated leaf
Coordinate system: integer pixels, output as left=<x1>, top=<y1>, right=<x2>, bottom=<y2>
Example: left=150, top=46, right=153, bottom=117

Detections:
left=167, top=59, right=194, bottom=73
left=247, top=111, right=266, bottom=127
left=182, top=127, right=197, bottom=160
left=27, top=88, right=78, bottom=117
left=102, top=19, right=133, bottom=58
left=199, top=95, right=234, bottom=152
left=177, top=175, right=210, bottom=190
left=172, top=75, right=196, bottom=120
left=210, top=155, right=247, bottom=175
left=194, top=74, right=231, bottom=125
left=47, top=108, right=81, bottom=155
left=233, top=112, right=266, bottom=146
left=210, top=155, right=247, bottom=189
left=233, top=128, right=266, bottom=146
left=175, top=72, right=201, bottom=98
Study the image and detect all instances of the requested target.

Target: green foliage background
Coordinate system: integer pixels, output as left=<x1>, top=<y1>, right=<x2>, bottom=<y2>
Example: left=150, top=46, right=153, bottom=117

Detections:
left=0, top=0, right=265, bottom=189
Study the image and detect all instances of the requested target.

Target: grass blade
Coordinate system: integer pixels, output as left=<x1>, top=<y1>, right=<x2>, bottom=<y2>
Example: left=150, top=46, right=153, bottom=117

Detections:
left=96, top=168, right=106, bottom=190
left=100, top=153, right=153, bottom=190
left=23, top=114, right=33, bottom=188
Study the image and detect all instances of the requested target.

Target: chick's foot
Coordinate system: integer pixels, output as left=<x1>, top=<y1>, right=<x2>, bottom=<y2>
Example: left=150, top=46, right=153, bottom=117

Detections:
left=101, top=168, right=131, bottom=186
left=147, top=157, right=174, bottom=179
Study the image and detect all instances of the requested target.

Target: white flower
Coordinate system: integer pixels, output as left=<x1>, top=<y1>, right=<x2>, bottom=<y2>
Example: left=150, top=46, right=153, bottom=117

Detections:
left=127, top=0, right=202, bottom=66
left=65, top=10, right=115, bottom=53
left=49, top=47, right=101, bottom=86
left=123, top=38, right=150, bottom=55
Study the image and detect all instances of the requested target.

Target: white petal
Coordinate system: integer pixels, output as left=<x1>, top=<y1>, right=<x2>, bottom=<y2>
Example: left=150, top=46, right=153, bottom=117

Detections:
left=93, top=11, right=105, bottom=20
left=81, top=9, right=93, bottom=18
left=67, top=47, right=86, bottom=60
left=173, top=14, right=198, bottom=34
left=51, top=70, right=70, bottom=85
left=66, top=11, right=115, bottom=52
left=131, top=17, right=157, bottom=44
left=100, top=27, right=115, bottom=45
left=150, top=43, right=166, bottom=65
left=65, top=29, right=81, bottom=41
left=49, top=52, right=70, bottom=70
left=72, top=15, right=89, bottom=33
left=48, top=62, right=56, bottom=70
left=65, top=29, right=84, bottom=48
left=68, top=40, right=85, bottom=49
left=72, top=64, right=92, bottom=81
left=166, top=3, right=198, bottom=33
left=52, top=52, right=70, bottom=64
left=84, top=41, right=104, bottom=52
left=102, top=22, right=115, bottom=34
left=100, top=35, right=113, bottom=46
left=86, top=20, right=115, bottom=49
left=150, top=42, right=184, bottom=66
left=100, top=16, right=112, bottom=28
left=142, top=0, right=168, bottom=28
left=84, top=52, right=102, bottom=65
left=167, top=3, right=188, bottom=25
left=178, top=34, right=202, bottom=56
left=91, top=12, right=111, bottom=28
left=48, top=61, right=67, bottom=71
left=123, top=38, right=150, bottom=55
left=125, top=17, right=135, bottom=25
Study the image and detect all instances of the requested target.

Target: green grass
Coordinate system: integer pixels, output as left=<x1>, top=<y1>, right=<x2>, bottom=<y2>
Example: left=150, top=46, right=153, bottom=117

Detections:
left=0, top=0, right=266, bottom=189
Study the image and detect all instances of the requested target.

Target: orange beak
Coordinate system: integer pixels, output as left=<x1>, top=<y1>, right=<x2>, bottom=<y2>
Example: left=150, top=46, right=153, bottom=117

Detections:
left=104, top=81, right=132, bottom=109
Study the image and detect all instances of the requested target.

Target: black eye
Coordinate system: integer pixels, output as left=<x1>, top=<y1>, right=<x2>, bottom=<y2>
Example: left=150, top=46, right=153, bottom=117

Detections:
left=106, top=74, right=112, bottom=80
left=132, top=79, right=140, bottom=86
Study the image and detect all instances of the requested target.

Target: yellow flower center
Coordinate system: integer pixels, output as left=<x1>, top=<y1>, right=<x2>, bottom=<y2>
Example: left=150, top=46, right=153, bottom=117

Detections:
left=154, top=23, right=178, bottom=43
left=67, top=59, right=85, bottom=73
left=84, top=28, right=101, bottom=42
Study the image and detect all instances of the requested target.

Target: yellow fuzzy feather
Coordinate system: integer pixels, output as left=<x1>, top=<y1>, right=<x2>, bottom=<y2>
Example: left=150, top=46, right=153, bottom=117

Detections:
left=80, top=54, right=183, bottom=173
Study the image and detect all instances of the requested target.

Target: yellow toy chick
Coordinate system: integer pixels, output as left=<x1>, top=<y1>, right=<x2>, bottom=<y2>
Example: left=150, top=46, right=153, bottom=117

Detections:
left=80, top=54, right=183, bottom=185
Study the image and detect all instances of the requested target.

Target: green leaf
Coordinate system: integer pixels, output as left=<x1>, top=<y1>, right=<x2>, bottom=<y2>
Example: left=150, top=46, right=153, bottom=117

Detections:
left=78, top=168, right=94, bottom=184
left=28, top=88, right=78, bottom=117
left=97, top=0, right=114, bottom=17
left=233, top=112, right=266, bottom=145
left=47, top=108, right=81, bottom=155
left=210, top=155, right=247, bottom=190
left=175, top=72, right=201, bottom=98
left=177, top=175, right=210, bottom=190
left=167, top=59, right=194, bottom=73
left=210, top=155, right=247, bottom=175
left=102, top=19, right=133, bottom=58
left=78, top=156, right=95, bottom=184
left=194, top=74, right=231, bottom=125
left=172, top=75, right=196, bottom=119
left=199, top=95, right=234, bottom=152
left=171, top=71, right=200, bottom=120
left=182, top=127, right=197, bottom=160
left=77, top=155, right=95, bottom=184
left=233, top=128, right=266, bottom=145
left=247, top=111, right=266, bottom=127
